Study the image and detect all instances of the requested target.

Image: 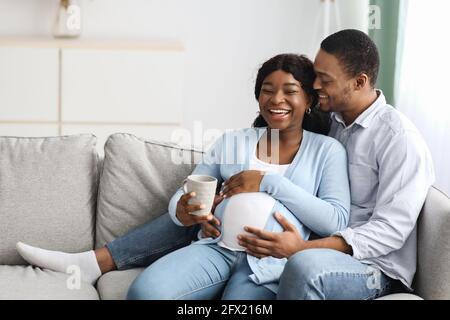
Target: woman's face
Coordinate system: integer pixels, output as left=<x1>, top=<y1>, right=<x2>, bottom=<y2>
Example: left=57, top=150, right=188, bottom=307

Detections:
left=258, top=70, right=311, bottom=132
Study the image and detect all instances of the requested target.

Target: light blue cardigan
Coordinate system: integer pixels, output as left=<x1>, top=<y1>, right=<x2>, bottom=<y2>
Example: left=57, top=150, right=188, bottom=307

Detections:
left=168, top=128, right=350, bottom=293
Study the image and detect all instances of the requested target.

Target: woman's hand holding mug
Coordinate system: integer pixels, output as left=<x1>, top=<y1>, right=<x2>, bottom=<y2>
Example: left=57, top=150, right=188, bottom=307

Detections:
left=175, top=192, right=214, bottom=226
left=176, top=175, right=218, bottom=227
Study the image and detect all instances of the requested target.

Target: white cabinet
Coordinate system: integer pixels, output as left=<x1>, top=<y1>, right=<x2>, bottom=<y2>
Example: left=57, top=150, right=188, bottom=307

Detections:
left=61, top=49, right=183, bottom=124
left=0, top=124, right=59, bottom=137
left=0, top=47, right=59, bottom=121
left=0, top=38, right=184, bottom=152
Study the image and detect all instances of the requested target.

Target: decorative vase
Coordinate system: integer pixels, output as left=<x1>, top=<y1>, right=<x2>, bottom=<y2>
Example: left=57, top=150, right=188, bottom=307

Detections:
left=53, top=0, right=82, bottom=38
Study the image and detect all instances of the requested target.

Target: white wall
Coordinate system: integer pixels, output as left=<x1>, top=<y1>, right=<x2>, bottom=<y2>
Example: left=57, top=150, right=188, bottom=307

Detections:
left=0, top=0, right=368, bottom=138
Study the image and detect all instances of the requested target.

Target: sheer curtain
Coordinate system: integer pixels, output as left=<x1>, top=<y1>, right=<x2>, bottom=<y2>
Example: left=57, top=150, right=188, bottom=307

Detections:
left=395, top=0, right=450, bottom=195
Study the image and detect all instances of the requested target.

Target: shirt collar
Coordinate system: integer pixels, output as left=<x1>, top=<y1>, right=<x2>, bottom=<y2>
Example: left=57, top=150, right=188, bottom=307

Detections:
left=331, top=90, right=386, bottom=129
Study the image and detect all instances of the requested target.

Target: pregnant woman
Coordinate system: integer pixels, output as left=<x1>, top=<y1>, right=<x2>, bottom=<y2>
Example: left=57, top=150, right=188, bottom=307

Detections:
left=125, top=53, right=350, bottom=299
left=16, top=53, right=350, bottom=300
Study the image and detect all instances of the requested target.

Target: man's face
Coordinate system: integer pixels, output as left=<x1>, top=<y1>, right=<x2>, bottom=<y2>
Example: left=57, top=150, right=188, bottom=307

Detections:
left=313, top=49, right=354, bottom=113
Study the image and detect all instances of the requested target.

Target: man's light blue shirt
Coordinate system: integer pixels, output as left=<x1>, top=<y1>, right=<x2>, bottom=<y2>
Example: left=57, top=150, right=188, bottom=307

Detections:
left=330, top=91, right=435, bottom=289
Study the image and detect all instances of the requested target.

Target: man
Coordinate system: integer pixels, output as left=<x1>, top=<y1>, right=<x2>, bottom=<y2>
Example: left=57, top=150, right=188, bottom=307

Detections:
left=237, top=29, right=435, bottom=299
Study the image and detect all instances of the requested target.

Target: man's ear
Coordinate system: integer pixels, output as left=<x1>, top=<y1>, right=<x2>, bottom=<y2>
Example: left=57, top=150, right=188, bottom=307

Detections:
left=355, top=73, right=369, bottom=90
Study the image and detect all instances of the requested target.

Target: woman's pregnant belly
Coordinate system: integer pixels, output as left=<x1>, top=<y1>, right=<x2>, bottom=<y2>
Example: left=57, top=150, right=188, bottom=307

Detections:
left=216, top=192, right=276, bottom=251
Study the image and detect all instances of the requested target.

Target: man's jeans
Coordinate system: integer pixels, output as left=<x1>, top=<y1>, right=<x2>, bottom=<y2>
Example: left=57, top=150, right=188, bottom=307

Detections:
left=278, top=248, right=404, bottom=300
left=106, top=212, right=198, bottom=270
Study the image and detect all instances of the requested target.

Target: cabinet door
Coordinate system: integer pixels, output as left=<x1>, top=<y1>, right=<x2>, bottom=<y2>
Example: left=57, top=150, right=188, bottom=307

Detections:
left=61, top=48, right=184, bottom=124
left=0, top=124, right=58, bottom=137
left=0, top=47, right=59, bottom=121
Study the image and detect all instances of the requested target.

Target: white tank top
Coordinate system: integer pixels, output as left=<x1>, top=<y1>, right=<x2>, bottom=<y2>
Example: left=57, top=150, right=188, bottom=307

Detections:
left=218, top=153, right=290, bottom=251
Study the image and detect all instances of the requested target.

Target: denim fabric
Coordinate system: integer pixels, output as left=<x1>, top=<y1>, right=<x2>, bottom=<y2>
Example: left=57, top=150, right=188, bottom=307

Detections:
left=126, top=244, right=275, bottom=300
left=106, top=213, right=198, bottom=270
left=277, top=248, right=404, bottom=300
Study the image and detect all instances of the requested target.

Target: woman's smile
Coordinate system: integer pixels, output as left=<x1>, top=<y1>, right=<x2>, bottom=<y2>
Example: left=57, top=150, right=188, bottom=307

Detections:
left=266, top=108, right=292, bottom=121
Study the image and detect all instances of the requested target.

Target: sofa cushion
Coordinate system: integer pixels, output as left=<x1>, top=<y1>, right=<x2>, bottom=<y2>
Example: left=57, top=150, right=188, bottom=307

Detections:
left=96, top=268, right=144, bottom=300
left=0, top=134, right=99, bottom=265
left=375, top=293, right=423, bottom=300
left=0, top=265, right=99, bottom=300
left=95, top=133, right=202, bottom=248
left=415, top=186, right=450, bottom=299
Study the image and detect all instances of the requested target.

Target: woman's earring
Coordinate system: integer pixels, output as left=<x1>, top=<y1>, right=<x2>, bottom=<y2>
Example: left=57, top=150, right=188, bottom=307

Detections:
left=306, top=108, right=312, bottom=115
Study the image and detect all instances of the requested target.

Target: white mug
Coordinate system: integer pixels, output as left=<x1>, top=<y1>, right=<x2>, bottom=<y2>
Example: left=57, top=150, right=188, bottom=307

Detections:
left=182, top=175, right=218, bottom=216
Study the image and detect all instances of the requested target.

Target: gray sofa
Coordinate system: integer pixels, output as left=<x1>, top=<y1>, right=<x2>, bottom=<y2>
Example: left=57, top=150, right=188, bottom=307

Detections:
left=0, top=133, right=449, bottom=300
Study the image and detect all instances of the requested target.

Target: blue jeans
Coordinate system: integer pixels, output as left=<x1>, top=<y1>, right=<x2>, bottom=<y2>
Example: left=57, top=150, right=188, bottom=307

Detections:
left=106, top=213, right=198, bottom=270
left=277, top=248, right=404, bottom=300
left=105, top=213, right=403, bottom=300
left=126, top=243, right=276, bottom=300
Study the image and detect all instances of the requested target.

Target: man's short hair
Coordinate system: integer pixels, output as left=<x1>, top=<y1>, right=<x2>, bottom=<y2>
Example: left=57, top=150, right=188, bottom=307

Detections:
left=321, top=29, right=380, bottom=87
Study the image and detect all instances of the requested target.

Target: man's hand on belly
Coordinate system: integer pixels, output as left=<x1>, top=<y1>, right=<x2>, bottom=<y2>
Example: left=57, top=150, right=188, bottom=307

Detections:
left=237, top=212, right=305, bottom=259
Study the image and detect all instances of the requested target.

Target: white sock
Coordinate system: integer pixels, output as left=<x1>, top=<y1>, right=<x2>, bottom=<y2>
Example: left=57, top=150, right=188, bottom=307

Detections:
left=16, top=242, right=102, bottom=285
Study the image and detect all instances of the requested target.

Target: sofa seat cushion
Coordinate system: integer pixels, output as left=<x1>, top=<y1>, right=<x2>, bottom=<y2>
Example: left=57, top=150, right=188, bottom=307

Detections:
left=375, top=293, right=423, bottom=300
left=95, top=133, right=202, bottom=248
left=96, top=268, right=144, bottom=300
left=0, top=265, right=99, bottom=300
left=0, top=134, right=99, bottom=265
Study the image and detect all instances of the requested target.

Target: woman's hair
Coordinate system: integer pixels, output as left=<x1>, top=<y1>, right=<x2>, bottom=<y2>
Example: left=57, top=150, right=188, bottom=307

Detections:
left=252, top=53, right=330, bottom=135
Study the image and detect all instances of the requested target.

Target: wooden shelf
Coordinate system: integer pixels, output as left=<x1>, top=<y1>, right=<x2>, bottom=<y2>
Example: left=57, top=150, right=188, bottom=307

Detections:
left=0, top=120, right=180, bottom=126
left=0, top=36, right=184, bottom=51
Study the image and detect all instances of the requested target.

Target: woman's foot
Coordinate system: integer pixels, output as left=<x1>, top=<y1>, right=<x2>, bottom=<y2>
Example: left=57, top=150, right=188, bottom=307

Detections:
left=16, top=242, right=102, bottom=285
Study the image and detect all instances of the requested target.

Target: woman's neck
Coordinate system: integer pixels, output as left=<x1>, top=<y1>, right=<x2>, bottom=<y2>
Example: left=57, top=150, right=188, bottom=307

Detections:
left=268, top=126, right=303, bottom=146
left=257, top=127, right=303, bottom=165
